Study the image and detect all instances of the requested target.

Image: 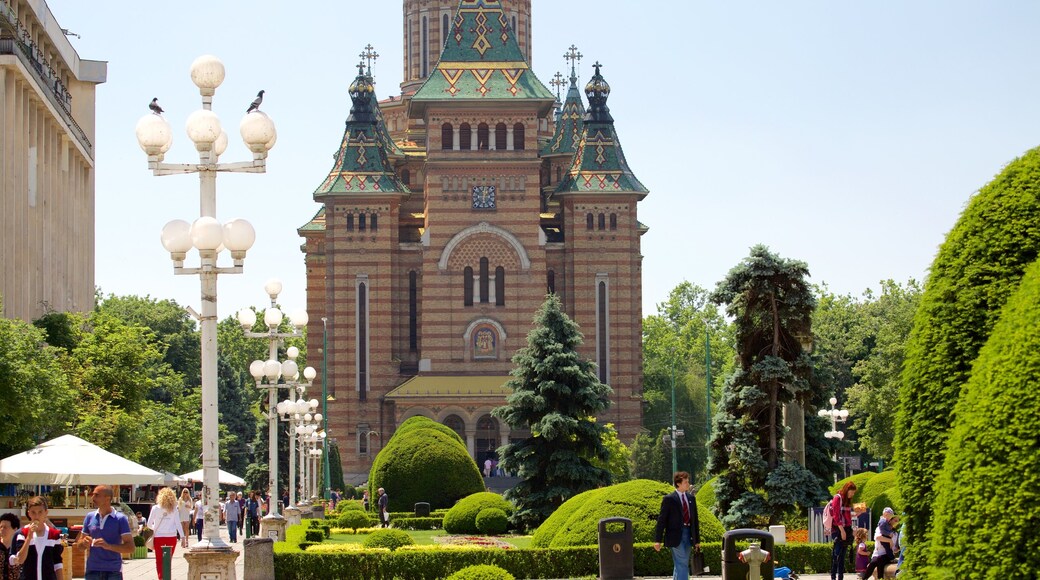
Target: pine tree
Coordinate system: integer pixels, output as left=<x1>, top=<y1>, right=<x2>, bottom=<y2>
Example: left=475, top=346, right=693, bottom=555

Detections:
left=492, top=294, right=612, bottom=530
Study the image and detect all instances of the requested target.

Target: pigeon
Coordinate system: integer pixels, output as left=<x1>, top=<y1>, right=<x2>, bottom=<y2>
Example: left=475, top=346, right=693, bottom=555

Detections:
left=246, top=90, right=265, bottom=113
left=149, top=98, right=164, bottom=115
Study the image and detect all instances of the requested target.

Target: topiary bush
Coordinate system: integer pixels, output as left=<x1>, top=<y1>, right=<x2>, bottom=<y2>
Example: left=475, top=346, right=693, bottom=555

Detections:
left=391, top=414, right=464, bottom=445
left=443, top=492, right=514, bottom=534
left=827, top=471, right=877, bottom=503
left=927, top=259, right=1040, bottom=578
left=336, top=500, right=365, bottom=513
left=897, top=145, right=1040, bottom=565
left=369, top=416, right=485, bottom=512
left=533, top=479, right=725, bottom=548
left=361, top=528, right=415, bottom=551
left=338, top=510, right=372, bottom=531
left=475, top=508, right=509, bottom=535
left=695, top=476, right=717, bottom=510
left=445, top=564, right=515, bottom=580
left=856, top=470, right=896, bottom=514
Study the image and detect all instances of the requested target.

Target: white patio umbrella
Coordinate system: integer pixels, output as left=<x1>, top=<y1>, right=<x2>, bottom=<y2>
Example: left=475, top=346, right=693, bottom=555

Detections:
left=178, top=468, right=246, bottom=487
left=0, top=434, right=165, bottom=486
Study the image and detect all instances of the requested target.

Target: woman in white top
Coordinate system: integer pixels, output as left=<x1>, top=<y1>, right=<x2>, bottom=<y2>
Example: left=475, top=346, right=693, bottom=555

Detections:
left=178, top=488, right=193, bottom=548
left=146, top=487, right=182, bottom=580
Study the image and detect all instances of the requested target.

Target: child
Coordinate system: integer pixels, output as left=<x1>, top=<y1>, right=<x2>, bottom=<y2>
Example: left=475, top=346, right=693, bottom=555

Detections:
left=861, top=513, right=899, bottom=579
left=854, top=526, right=871, bottom=575
left=11, top=496, right=64, bottom=580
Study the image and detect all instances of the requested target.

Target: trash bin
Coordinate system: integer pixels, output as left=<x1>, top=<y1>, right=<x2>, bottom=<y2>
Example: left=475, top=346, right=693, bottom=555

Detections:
left=722, top=528, right=774, bottom=580
left=414, top=502, right=430, bottom=517
left=598, top=517, right=634, bottom=580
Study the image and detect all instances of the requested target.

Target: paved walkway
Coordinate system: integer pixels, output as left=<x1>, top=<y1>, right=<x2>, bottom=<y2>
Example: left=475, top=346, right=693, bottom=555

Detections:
left=120, top=525, right=245, bottom=580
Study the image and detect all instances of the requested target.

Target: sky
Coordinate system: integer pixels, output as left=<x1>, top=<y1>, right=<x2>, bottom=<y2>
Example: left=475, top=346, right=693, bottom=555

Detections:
left=48, top=0, right=1040, bottom=319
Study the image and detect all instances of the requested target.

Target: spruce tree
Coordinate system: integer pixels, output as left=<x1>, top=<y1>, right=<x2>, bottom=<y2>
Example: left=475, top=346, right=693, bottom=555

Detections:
left=493, top=294, right=612, bottom=530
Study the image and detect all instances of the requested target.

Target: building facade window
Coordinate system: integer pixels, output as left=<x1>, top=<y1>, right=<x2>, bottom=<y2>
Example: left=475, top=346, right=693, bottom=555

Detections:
left=495, top=266, right=505, bottom=306
left=598, top=213, right=605, bottom=230
left=347, top=213, right=354, bottom=231
left=610, top=213, right=617, bottom=230
left=401, top=169, right=410, bottom=185
left=547, top=270, right=555, bottom=294
left=479, top=257, right=490, bottom=303
left=495, top=123, right=507, bottom=150
left=370, top=213, right=378, bottom=231
left=443, top=14, right=450, bottom=42
left=421, top=16, right=428, bottom=78
left=409, top=271, right=418, bottom=352
left=441, top=123, right=452, bottom=150
left=513, top=122, right=525, bottom=150
left=463, top=266, right=474, bottom=306
left=556, top=166, right=562, bottom=183
left=460, top=123, right=472, bottom=150
left=357, top=278, right=370, bottom=399
left=586, top=213, right=594, bottom=230
left=596, top=277, right=609, bottom=384
left=359, top=213, right=367, bottom=232
left=358, top=423, right=369, bottom=455
left=477, top=123, right=489, bottom=150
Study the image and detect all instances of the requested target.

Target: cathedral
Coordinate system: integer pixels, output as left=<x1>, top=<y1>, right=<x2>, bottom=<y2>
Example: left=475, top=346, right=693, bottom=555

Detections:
left=300, top=0, right=649, bottom=483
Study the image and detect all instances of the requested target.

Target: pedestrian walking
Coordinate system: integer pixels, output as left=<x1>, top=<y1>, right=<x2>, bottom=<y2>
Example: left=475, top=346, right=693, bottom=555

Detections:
left=147, top=488, right=182, bottom=580
left=0, top=512, right=25, bottom=580
left=829, top=481, right=858, bottom=580
left=75, top=485, right=134, bottom=580
left=654, top=471, right=702, bottom=580
left=11, top=497, right=63, bottom=580
left=377, top=487, right=389, bottom=527
left=177, top=489, right=192, bottom=548
left=223, top=494, right=240, bottom=542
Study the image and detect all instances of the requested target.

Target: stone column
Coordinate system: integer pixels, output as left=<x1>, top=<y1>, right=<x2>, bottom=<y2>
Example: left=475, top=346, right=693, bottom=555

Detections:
left=243, top=538, right=275, bottom=580
left=489, top=127, right=497, bottom=150
left=258, top=515, right=287, bottom=542
left=183, top=549, right=239, bottom=580
left=506, top=126, right=514, bottom=150
left=453, top=126, right=460, bottom=150
left=465, top=427, right=476, bottom=459
left=470, top=125, right=478, bottom=150
left=283, top=505, right=302, bottom=527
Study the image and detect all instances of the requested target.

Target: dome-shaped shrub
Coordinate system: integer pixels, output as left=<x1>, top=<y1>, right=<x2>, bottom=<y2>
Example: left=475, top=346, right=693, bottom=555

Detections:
left=369, top=417, right=484, bottom=512
left=695, top=476, right=717, bottom=510
left=443, top=492, right=513, bottom=534
left=857, top=470, right=896, bottom=512
left=533, top=479, right=724, bottom=548
left=928, top=259, right=1040, bottom=578
left=337, top=510, right=371, bottom=531
left=827, top=471, right=877, bottom=503
left=361, top=528, right=414, bottom=551
left=392, top=415, right=464, bottom=445
left=475, top=507, right=508, bottom=535
left=336, top=500, right=364, bottom=512
left=445, top=564, right=515, bottom=580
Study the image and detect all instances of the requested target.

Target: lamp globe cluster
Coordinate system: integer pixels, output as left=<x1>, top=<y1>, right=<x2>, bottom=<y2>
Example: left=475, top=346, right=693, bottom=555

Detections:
left=819, top=396, right=849, bottom=440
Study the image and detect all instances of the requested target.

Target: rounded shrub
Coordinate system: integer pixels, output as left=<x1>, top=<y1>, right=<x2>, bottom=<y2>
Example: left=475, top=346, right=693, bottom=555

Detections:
left=828, top=471, right=877, bottom=503
left=391, top=414, right=464, bottom=445
left=336, top=500, right=364, bottom=513
left=337, top=510, right=371, bottom=531
left=443, top=492, right=513, bottom=535
left=533, top=479, right=725, bottom=548
left=897, top=145, right=1040, bottom=556
left=445, top=564, right=515, bottom=580
left=695, top=476, right=717, bottom=510
left=369, top=416, right=485, bottom=512
left=361, top=528, right=414, bottom=551
left=928, top=259, right=1040, bottom=578
left=474, top=507, right=508, bottom=535
left=857, top=470, right=896, bottom=513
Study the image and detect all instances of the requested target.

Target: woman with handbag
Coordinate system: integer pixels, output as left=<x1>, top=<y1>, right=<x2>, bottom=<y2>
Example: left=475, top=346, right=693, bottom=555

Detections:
left=146, top=488, right=182, bottom=580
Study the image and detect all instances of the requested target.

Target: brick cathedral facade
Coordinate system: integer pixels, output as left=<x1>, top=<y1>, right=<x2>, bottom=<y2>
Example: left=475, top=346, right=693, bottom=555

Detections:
left=300, top=0, right=648, bottom=483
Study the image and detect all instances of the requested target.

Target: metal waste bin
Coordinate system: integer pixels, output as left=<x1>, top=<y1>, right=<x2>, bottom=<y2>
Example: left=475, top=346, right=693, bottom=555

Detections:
left=414, top=502, right=430, bottom=517
left=598, top=517, right=634, bottom=580
left=722, top=528, right=774, bottom=580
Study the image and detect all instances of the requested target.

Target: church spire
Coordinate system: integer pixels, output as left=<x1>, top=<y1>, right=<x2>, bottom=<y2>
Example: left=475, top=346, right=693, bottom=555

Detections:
left=555, top=62, right=647, bottom=198
left=541, top=45, right=586, bottom=157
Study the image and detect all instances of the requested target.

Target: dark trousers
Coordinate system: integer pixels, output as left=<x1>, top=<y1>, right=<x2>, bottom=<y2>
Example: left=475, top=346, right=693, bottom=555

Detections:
left=861, top=553, right=894, bottom=578
left=195, top=519, right=204, bottom=542
left=831, top=526, right=852, bottom=579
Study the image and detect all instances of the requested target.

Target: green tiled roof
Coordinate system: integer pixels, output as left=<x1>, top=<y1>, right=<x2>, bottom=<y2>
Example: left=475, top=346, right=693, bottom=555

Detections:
left=541, top=67, right=585, bottom=157
left=314, top=66, right=410, bottom=199
left=298, top=207, right=326, bottom=233
left=555, top=64, right=648, bottom=198
left=411, top=0, right=554, bottom=105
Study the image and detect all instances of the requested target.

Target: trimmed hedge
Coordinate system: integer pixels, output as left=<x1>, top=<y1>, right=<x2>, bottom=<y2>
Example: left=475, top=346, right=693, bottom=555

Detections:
left=446, top=564, right=515, bottom=580
left=391, top=414, right=465, bottom=445
left=392, top=516, right=443, bottom=530
left=828, top=471, right=878, bottom=503
left=897, top=145, right=1040, bottom=560
left=338, top=510, right=372, bottom=531
left=475, top=508, right=509, bottom=535
left=533, top=479, right=725, bottom=548
left=695, top=475, right=717, bottom=510
left=335, top=500, right=365, bottom=513
left=362, top=528, right=415, bottom=551
left=272, top=541, right=833, bottom=579
left=857, top=470, right=896, bottom=513
left=444, top=492, right=514, bottom=535
left=927, top=259, right=1040, bottom=578
left=369, top=417, right=485, bottom=512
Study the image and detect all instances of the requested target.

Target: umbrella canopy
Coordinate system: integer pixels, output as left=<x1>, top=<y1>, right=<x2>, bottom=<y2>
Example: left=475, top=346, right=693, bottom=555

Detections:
left=162, top=471, right=188, bottom=486
left=0, top=434, right=165, bottom=486
left=178, top=468, right=246, bottom=487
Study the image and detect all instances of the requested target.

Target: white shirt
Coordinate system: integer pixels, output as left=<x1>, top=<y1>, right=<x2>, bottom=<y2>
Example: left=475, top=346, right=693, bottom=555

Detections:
left=147, top=505, right=182, bottom=538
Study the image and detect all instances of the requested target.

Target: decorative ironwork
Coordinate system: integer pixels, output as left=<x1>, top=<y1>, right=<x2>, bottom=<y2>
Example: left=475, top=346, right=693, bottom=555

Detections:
left=359, top=43, right=379, bottom=76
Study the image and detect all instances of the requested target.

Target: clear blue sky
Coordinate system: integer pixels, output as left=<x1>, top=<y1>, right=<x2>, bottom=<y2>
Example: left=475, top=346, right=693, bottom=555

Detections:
left=50, top=0, right=1040, bottom=318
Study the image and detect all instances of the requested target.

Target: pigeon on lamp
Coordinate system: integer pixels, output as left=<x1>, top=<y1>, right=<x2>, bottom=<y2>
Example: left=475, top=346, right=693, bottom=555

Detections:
left=149, top=98, right=164, bottom=115
left=246, top=90, right=265, bottom=113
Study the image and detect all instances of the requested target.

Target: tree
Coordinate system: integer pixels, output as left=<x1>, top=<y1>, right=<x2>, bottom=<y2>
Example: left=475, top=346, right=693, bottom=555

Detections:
left=492, top=294, right=612, bottom=530
left=896, top=146, right=1040, bottom=564
left=590, top=423, right=632, bottom=483
left=629, top=429, right=670, bottom=482
left=708, top=245, right=826, bottom=527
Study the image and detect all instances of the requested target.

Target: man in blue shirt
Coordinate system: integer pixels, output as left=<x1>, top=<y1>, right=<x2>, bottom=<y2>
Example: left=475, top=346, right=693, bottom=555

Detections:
left=74, top=485, right=133, bottom=580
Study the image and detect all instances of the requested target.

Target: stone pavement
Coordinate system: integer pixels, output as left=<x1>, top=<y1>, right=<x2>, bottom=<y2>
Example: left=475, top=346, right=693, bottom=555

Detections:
left=121, top=525, right=245, bottom=580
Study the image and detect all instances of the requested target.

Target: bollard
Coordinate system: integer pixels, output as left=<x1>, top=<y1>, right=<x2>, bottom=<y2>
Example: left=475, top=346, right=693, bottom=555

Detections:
left=597, top=517, right=634, bottom=580
left=738, top=541, right=771, bottom=580
left=161, top=545, right=172, bottom=580
left=244, top=537, right=276, bottom=580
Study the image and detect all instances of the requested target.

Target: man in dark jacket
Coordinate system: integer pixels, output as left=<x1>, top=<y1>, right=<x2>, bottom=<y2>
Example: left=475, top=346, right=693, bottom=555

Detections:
left=654, top=471, right=701, bottom=580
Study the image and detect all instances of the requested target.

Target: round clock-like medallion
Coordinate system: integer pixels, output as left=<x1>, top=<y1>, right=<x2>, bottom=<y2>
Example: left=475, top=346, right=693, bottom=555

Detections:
left=472, top=185, right=496, bottom=209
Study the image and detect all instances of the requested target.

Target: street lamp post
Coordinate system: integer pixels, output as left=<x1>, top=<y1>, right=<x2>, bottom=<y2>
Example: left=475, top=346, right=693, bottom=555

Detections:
left=239, top=279, right=311, bottom=540
left=276, top=391, right=318, bottom=522
left=818, top=396, right=849, bottom=482
left=136, top=55, right=276, bottom=556
left=321, top=318, right=332, bottom=503
left=664, top=357, right=684, bottom=475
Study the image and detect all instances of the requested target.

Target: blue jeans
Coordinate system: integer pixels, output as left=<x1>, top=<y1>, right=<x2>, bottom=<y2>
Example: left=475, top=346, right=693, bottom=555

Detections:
left=85, top=572, right=124, bottom=580
left=227, top=520, right=238, bottom=542
left=831, top=527, right=851, bottom=579
left=670, top=526, right=692, bottom=580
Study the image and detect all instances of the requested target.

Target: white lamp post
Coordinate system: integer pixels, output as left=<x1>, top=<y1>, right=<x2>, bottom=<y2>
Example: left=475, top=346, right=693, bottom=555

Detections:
left=277, top=391, right=317, bottom=520
left=818, top=396, right=850, bottom=482
left=240, top=280, right=311, bottom=540
left=137, top=55, right=276, bottom=554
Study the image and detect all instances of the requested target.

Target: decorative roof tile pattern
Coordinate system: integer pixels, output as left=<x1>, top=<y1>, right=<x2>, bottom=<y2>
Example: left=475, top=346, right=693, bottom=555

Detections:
left=541, top=67, right=585, bottom=157
left=314, top=66, right=410, bottom=199
left=385, top=375, right=513, bottom=398
left=298, top=207, right=326, bottom=233
left=555, top=64, right=648, bottom=197
left=412, top=0, right=553, bottom=103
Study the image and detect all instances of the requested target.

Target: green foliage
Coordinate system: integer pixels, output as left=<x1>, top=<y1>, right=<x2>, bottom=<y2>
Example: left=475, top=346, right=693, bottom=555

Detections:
left=492, top=294, right=613, bottom=530
left=337, top=510, right=372, bottom=532
left=392, top=415, right=464, bottom=445
left=446, top=565, right=514, bottom=580
left=695, top=475, right=717, bottom=509
left=304, top=529, right=324, bottom=542
left=590, top=423, right=632, bottom=483
left=369, top=416, right=485, bottom=512
left=361, top=529, right=414, bottom=551
left=443, top=492, right=513, bottom=535
left=336, top=500, right=365, bottom=512
left=828, top=471, right=878, bottom=502
left=709, top=246, right=826, bottom=526
left=533, top=479, right=724, bottom=548
left=928, top=259, right=1040, bottom=578
left=897, top=146, right=1040, bottom=558
left=856, top=470, right=896, bottom=513
left=474, top=508, right=509, bottom=535
left=629, top=429, right=670, bottom=482
left=390, top=517, right=443, bottom=530
left=327, top=441, right=346, bottom=493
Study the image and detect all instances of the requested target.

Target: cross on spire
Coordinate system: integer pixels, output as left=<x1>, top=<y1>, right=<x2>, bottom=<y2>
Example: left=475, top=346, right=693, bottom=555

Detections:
left=592, top=61, right=603, bottom=76
left=564, top=44, right=582, bottom=78
left=360, top=43, right=379, bottom=76
left=550, top=71, right=565, bottom=100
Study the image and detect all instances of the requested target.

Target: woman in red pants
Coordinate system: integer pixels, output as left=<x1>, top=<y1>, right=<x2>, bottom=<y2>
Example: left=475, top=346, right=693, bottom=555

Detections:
left=146, top=488, right=182, bottom=580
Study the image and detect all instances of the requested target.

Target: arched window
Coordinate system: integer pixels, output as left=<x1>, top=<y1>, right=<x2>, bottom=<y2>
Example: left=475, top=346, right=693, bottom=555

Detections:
left=460, top=123, right=472, bottom=150
left=370, top=213, right=378, bottom=231
left=401, top=169, right=410, bottom=185
left=463, top=266, right=474, bottom=306
left=513, top=122, right=525, bottom=150
left=477, top=123, right=489, bottom=150
left=609, top=213, right=617, bottom=230
left=443, top=414, right=465, bottom=440
left=347, top=213, right=354, bottom=231
left=479, top=257, right=490, bottom=303
left=409, top=271, right=418, bottom=352
left=586, top=213, right=594, bottom=230
left=421, top=16, right=428, bottom=78
left=556, top=166, right=562, bottom=183
left=547, top=270, right=556, bottom=295
left=441, top=122, right=453, bottom=150
left=358, top=282, right=368, bottom=398
left=495, top=123, right=507, bottom=150
left=359, top=213, right=367, bottom=232
left=495, top=266, right=505, bottom=306
left=598, top=213, right=605, bottom=230
left=443, top=14, right=450, bottom=44
left=597, top=280, right=608, bottom=383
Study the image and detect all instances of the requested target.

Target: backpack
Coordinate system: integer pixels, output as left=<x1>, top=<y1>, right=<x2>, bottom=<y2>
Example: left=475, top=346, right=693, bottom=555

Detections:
left=822, top=498, right=835, bottom=535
